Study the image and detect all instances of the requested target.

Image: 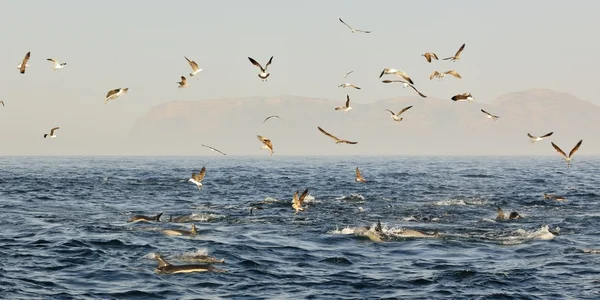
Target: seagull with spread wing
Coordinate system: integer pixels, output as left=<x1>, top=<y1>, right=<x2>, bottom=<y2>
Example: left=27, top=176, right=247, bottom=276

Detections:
left=47, top=58, right=67, bottom=71
left=443, top=43, right=466, bottom=61
left=527, top=132, right=553, bottom=143
left=338, top=83, right=361, bottom=89
left=381, top=80, right=427, bottom=98
left=355, top=167, right=366, bottom=183
left=421, top=52, right=439, bottom=63
left=17, top=52, right=31, bottom=74
left=338, top=18, right=371, bottom=33
left=201, top=144, right=227, bottom=156
left=335, top=95, right=352, bottom=112
left=188, top=167, right=206, bottom=190
left=292, top=188, right=309, bottom=214
left=248, top=56, right=273, bottom=81
left=343, top=70, right=354, bottom=78
left=177, top=76, right=189, bottom=88
left=430, top=70, right=462, bottom=80
left=385, top=105, right=413, bottom=122
left=257, top=135, right=274, bottom=155
left=263, top=115, right=284, bottom=123
left=44, top=127, right=60, bottom=139
left=481, top=109, right=499, bottom=121
left=317, top=126, right=357, bottom=144
left=551, top=140, right=582, bottom=168
left=379, top=68, right=414, bottom=84
left=184, top=56, right=203, bottom=77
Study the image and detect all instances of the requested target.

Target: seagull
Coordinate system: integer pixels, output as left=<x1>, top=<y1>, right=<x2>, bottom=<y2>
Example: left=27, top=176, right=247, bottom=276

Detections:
left=443, top=43, right=466, bottom=61
left=451, top=93, right=474, bottom=102
left=379, top=68, right=414, bottom=84
left=292, top=188, right=309, bottom=214
left=335, top=95, right=352, bottom=112
left=17, top=51, right=30, bottom=74
left=188, top=167, right=206, bottom=190
left=527, top=132, right=553, bottom=143
left=263, top=115, right=284, bottom=123
left=44, top=127, right=60, bottom=138
left=201, top=144, right=227, bottom=156
left=429, top=70, right=462, bottom=80
left=338, top=18, right=371, bottom=33
left=248, top=56, right=273, bottom=81
left=105, top=88, right=129, bottom=104
left=46, top=58, right=67, bottom=71
left=355, top=167, right=366, bottom=182
left=551, top=140, right=583, bottom=168
left=0, top=101, right=4, bottom=107
left=385, top=105, right=413, bottom=122
left=421, top=52, right=439, bottom=63
left=338, top=83, right=361, bottom=89
left=184, top=56, right=203, bottom=77
left=257, top=135, right=274, bottom=155
left=481, top=109, right=499, bottom=121
left=317, top=126, right=357, bottom=144
left=343, top=70, right=354, bottom=78
left=381, top=80, right=427, bottom=98
left=177, top=76, right=189, bottom=88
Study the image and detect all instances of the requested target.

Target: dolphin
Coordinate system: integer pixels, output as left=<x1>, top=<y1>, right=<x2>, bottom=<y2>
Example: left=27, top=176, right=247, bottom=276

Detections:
left=395, top=228, right=440, bottom=238
left=168, top=214, right=196, bottom=223
left=162, top=224, right=198, bottom=236
left=154, top=254, right=225, bottom=274
left=127, top=212, right=163, bottom=223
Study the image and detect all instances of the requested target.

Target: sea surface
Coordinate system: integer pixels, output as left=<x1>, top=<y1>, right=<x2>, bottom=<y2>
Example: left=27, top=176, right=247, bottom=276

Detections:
left=1, top=156, right=600, bottom=299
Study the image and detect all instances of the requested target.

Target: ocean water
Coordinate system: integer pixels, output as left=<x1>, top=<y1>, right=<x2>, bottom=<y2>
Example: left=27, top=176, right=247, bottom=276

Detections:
left=1, top=156, right=600, bottom=299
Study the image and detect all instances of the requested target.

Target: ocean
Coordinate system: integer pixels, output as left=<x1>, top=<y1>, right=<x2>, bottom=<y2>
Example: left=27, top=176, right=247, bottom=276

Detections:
left=1, top=156, right=599, bottom=299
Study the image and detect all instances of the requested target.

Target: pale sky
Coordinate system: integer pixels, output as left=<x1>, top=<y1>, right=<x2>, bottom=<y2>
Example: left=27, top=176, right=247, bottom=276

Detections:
left=1, top=0, right=599, bottom=155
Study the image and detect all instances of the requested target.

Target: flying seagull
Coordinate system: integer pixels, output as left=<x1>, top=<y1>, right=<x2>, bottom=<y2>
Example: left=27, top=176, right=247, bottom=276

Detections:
left=105, top=88, right=129, bottom=104
left=201, top=144, right=227, bottom=156
left=248, top=56, right=273, bottom=81
left=17, top=51, right=30, bottom=74
left=184, top=56, right=203, bottom=77
left=385, top=105, right=413, bottom=122
left=421, top=52, right=439, bottom=63
left=355, top=167, right=366, bottom=182
left=292, top=188, right=309, bottom=214
left=317, top=126, right=357, bottom=144
left=381, top=80, right=427, bottom=98
left=263, top=115, right=284, bottom=123
left=451, top=93, right=474, bottom=102
left=338, top=83, right=361, bottom=89
left=481, top=109, right=499, bottom=121
left=551, top=140, right=583, bottom=168
left=257, top=135, right=274, bottom=155
left=379, top=68, right=414, bottom=84
left=44, top=127, right=60, bottom=138
left=343, top=70, right=354, bottom=78
left=47, top=58, right=67, bottom=71
left=443, top=43, right=466, bottom=61
left=335, top=95, right=352, bottom=112
left=177, top=76, right=189, bottom=88
left=189, top=166, right=206, bottom=190
left=338, top=18, right=371, bottom=33
left=527, top=132, right=553, bottom=143
left=430, top=70, right=462, bottom=80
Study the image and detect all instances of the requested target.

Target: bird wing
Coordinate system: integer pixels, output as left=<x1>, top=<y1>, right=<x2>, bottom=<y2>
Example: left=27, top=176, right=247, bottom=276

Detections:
left=395, top=71, right=414, bottom=84
left=185, top=56, right=199, bottom=71
left=349, top=84, right=361, bottom=89
left=568, top=140, right=583, bottom=158
left=248, top=57, right=264, bottom=72
left=264, top=56, right=273, bottom=71
left=298, top=188, right=309, bottom=204
left=257, top=135, right=269, bottom=143
left=527, top=133, right=536, bottom=139
left=446, top=70, right=462, bottom=78
left=397, top=105, right=413, bottom=116
left=382, top=80, right=406, bottom=84
left=431, top=53, right=439, bottom=60
left=355, top=29, right=371, bottom=33
left=292, top=191, right=300, bottom=208
left=429, top=71, right=440, bottom=80
left=355, top=167, right=364, bottom=181
left=551, top=142, right=568, bottom=159
left=197, top=166, right=206, bottom=181
left=317, top=126, right=339, bottom=141
left=540, top=132, right=554, bottom=138
left=408, top=84, right=427, bottom=98
left=424, top=53, right=432, bottom=63
left=106, top=89, right=120, bottom=98
left=338, top=18, right=354, bottom=30
left=191, top=172, right=200, bottom=181
left=47, top=58, right=58, bottom=64
left=379, top=69, right=388, bottom=78
left=345, top=95, right=350, bottom=108
left=451, top=94, right=464, bottom=101
left=50, top=127, right=59, bottom=135
left=340, top=140, right=358, bottom=144
left=20, top=52, right=30, bottom=74
left=454, top=43, right=466, bottom=58
left=180, top=76, right=187, bottom=84
left=0, top=101, right=4, bottom=107
left=263, top=115, right=283, bottom=123
left=343, top=70, right=354, bottom=78
left=481, top=109, right=492, bottom=117
left=385, top=109, right=396, bottom=115
left=201, top=144, right=227, bottom=155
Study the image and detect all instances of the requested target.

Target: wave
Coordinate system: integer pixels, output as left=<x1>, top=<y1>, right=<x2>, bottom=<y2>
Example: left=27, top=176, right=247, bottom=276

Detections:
left=335, top=193, right=365, bottom=202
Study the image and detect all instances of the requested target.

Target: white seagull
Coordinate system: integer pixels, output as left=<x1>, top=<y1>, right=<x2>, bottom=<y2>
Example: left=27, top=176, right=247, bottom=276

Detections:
left=292, top=188, right=309, bottom=214
left=105, top=88, right=129, bottom=104
left=338, top=83, right=361, bottom=89
left=47, top=58, right=67, bottom=71
left=381, top=80, right=427, bottom=98
left=335, top=95, right=353, bottom=112
left=177, top=76, right=189, bottom=88
left=189, top=166, right=206, bottom=189
left=201, top=144, right=227, bottom=156
left=551, top=140, right=583, bottom=168
left=184, top=56, right=203, bottom=77
left=44, top=127, right=60, bottom=138
left=443, top=43, right=466, bottom=61
left=17, top=51, right=31, bottom=74
left=385, top=105, right=413, bottom=122
left=527, top=132, right=553, bottom=143
left=248, top=56, right=273, bottom=81
left=379, top=68, right=414, bottom=84
left=481, top=109, right=499, bottom=121
left=429, top=70, right=462, bottom=80
left=339, top=18, right=371, bottom=33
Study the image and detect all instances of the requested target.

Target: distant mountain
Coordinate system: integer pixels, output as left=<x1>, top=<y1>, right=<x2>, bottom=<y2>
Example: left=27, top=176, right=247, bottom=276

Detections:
left=128, top=89, right=600, bottom=156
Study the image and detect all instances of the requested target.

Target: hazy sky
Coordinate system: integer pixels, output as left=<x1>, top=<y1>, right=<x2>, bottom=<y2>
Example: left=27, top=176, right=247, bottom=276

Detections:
left=1, top=0, right=599, bottom=155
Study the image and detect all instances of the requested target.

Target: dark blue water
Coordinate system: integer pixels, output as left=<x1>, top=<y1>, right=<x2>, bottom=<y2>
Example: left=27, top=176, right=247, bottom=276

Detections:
left=1, top=156, right=600, bottom=299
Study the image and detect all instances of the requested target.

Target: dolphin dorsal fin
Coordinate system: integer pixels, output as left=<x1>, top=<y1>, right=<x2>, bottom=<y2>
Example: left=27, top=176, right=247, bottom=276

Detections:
left=191, top=224, right=197, bottom=234
left=154, top=212, right=164, bottom=222
left=156, top=254, right=171, bottom=267
left=375, top=220, right=382, bottom=232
